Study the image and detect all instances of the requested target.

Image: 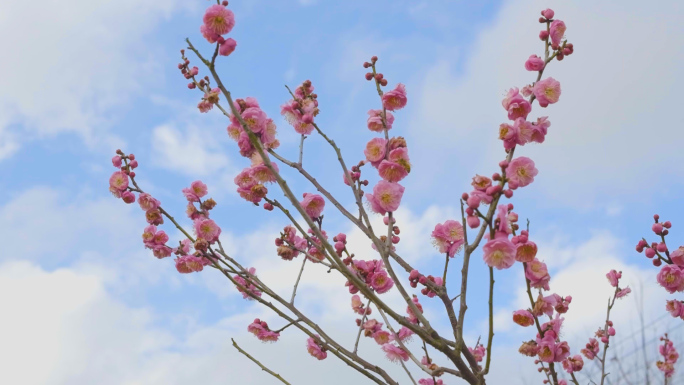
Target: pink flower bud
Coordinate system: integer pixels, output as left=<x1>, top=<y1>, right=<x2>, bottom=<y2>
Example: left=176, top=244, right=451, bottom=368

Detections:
left=657, top=243, right=668, bottom=252
left=392, top=236, right=400, bottom=244
left=275, top=238, right=283, bottom=246
left=664, top=221, right=672, bottom=228
left=461, top=193, right=469, bottom=200
left=263, top=202, right=274, bottom=211
left=608, top=327, right=616, bottom=336
left=334, top=241, right=345, bottom=253
left=541, top=8, right=554, bottom=19
left=653, top=258, right=662, bottom=267
left=645, top=248, right=656, bottom=258
left=130, top=160, right=139, bottom=169
left=121, top=191, right=136, bottom=204
left=336, top=233, right=347, bottom=243
left=467, top=195, right=481, bottom=209
left=654, top=214, right=660, bottom=221
left=467, top=215, right=480, bottom=229
left=112, top=155, right=122, bottom=168
left=653, top=223, right=664, bottom=234
left=539, top=30, right=549, bottom=40
left=499, top=160, right=509, bottom=168
left=504, top=189, right=514, bottom=198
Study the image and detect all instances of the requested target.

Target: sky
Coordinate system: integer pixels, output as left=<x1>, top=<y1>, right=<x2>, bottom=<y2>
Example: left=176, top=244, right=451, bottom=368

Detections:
left=2, top=0, right=684, bottom=384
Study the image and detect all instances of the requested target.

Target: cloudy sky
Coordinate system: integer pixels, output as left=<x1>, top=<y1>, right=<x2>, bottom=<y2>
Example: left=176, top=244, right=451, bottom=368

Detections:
left=2, top=0, right=684, bottom=384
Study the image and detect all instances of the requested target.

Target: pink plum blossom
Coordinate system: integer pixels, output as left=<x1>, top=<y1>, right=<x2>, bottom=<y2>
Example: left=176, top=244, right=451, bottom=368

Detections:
left=381, top=83, right=407, bottom=111
left=138, top=193, right=160, bottom=212
left=381, top=343, right=409, bottom=362
left=364, top=138, right=387, bottom=166
left=378, top=160, right=409, bottom=182
left=606, top=269, right=622, bottom=287
left=175, top=254, right=205, bottom=273
left=657, top=265, right=684, bottom=294
left=513, top=310, right=535, bottom=327
left=182, top=180, right=208, bottom=202
left=526, top=259, right=551, bottom=290
left=367, top=109, right=394, bottom=132
left=431, top=220, right=465, bottom=257
left=483, top=234, right=516, bottom=270
left=506, top=157, right=538, bottom=189
left=550, top=20, right=567, bottom=47
left=533, top=77, right=562, bottom=107
left=365, top=181, right=405, bottom=215
left=109, top=171, right=129, bottom=192
left=306, top=336, right=327, bottom=360
left=525, top=55, right=545, bottom=71
left=193, top=217, right=221, bottom=243
left=300, top=193, right=325, bottom=219
left=202, top=4, right=235, bottom=36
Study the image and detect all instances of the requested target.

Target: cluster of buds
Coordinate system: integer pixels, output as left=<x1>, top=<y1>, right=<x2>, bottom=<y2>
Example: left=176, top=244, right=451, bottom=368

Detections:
left=636, top=214, right=674, bottom=266
left=177, top=51, right=200, bottom=89
left=333, top=233, right=348, bottom=258
left=408, top=270, right=443, bottom=298
left=363, top=56, right=388, bottom=86
left=538, top=8, right=574, bottom=61
left=343, top=160, right=368, bottom=188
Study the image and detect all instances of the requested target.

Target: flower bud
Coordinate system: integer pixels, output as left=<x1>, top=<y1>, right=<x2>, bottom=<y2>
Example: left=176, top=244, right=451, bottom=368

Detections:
left=653, top=223, right=664, bottom=234
left=467, top=215, right=480, bottom=229
left=645, top=248, right=656, bottom=258
left=365, top=73, right=373, bottom=81
left=657, top=242, right=668, bottom=252
left=539, top=30, right=549, bottom=40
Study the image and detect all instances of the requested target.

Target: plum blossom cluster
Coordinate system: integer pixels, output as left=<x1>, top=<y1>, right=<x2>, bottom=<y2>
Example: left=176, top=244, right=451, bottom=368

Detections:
left=656, top=334, right=678, bottom=379
left=275, top=225, right=307, bottom=261
left=109, top=151, right=223, bottom=274
left=247, top=318, right=280, bottom=343
left=200, top=2, right=237, bottom=56
left=360, top=56, right=409, bottom=219
left=577, top=271, right=630, bottom=368
left=346, top=259, right=395, bottom=295
left=280, top=80, right=319, bottom=135
left=636, top=214, right=684, bottom=320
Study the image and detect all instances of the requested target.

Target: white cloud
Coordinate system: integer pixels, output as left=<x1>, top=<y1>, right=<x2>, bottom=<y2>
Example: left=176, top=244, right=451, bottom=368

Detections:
left=0, top=260, right=425, bottom=385
left=0, top=0, right=188, bottom=158
left=410, top=0, right=684, bottom=206
left=151, top=123, right=234, bottom=177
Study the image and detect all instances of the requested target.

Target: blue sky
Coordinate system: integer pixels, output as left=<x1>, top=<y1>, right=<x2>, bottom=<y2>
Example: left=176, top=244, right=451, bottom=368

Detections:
left=2, top=0, right=684, bottom=384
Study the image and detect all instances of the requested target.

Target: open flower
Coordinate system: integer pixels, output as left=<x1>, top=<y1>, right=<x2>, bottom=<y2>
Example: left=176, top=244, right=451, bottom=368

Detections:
left=365, top=181, right=405, bottom=215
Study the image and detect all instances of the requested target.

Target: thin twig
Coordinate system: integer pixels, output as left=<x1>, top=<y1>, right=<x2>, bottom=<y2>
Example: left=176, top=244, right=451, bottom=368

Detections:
left=232, top=338, right=292, bottom=385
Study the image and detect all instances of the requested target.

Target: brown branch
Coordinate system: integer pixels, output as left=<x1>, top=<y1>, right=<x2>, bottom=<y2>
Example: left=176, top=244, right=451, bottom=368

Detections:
left=232, top=338, right=292, bottom=385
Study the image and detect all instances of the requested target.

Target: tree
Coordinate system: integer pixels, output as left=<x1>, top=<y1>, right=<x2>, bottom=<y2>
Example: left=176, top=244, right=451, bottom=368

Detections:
left=107, top=4, right=662, bottom=384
